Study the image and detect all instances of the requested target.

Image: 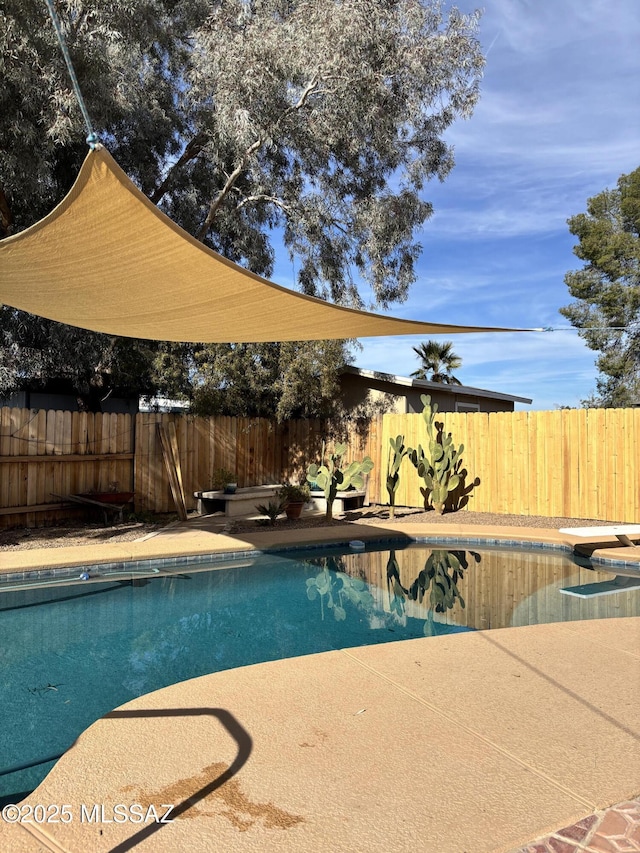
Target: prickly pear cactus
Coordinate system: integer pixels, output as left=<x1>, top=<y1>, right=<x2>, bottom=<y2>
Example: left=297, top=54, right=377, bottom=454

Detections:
left=386, top=434, right=408, bottom=519
left=306, top=562, right=375, bottom=621
left=408, top=550, right=470, bottom=614
left=409, top=394, right=464, bottom=514
left=387, top=548, right=479, bottom=636
left=307, top=441, right=374, bottom=520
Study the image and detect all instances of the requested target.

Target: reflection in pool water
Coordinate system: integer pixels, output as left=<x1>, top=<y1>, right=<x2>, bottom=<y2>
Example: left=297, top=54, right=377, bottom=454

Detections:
left=386, top=548, right=479, bottom=616
left=0, top=542, right=637, bottom=802
left=305, top=548, right=480, bottom=635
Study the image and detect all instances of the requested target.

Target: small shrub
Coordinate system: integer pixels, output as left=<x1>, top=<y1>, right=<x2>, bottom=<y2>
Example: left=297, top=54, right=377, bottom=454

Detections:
left=255, top=499, right=286, bottom=525
left=278, top=482, right=311, bottom=504
left=211, top=467, right=236, bottom=490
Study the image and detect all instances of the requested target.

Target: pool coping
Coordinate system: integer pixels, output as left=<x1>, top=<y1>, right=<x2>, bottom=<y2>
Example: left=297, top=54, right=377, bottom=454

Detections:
left=1, top=519, right=640, bottom=584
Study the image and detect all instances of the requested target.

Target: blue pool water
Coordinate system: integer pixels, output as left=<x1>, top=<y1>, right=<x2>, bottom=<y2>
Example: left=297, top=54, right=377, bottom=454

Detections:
left=0, top=541, right=636, bottom=802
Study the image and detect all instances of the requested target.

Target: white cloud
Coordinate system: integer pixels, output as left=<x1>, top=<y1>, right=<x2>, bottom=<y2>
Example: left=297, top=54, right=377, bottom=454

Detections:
left=420, top=0, right=640, bottom=242
left=483, top=0, right=639, bottom=57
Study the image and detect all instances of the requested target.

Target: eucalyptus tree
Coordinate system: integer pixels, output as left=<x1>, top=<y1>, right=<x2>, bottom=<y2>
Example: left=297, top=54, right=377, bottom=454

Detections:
left=560, top=166, right=640, bottom=408
left=1, top=0, right=484, bottom=414
left=1, top=0, right=207, bottom=407
left=188, top=339, right=348, bottom=420
left=411, top=340, right=463, bottom=384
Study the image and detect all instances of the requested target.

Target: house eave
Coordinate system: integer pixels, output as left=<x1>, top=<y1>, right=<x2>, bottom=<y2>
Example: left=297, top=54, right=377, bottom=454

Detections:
left=341, top=366, right=532, bottom=405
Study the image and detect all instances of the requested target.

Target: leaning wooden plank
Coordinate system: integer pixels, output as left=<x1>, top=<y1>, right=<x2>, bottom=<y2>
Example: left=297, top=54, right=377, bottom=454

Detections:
left=157, top=424, right=181, bottom=518
left=156, top=424, right=188, bottom=521
left=164, top=421, right=187, bottom=519
left=167, top=420, right=188, bottom=519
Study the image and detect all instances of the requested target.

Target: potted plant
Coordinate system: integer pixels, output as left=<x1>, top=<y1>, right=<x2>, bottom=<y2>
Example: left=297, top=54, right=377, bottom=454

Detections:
left=278, top=482, right=311, bottom=520
left=211, top=467, right=237, bottom=493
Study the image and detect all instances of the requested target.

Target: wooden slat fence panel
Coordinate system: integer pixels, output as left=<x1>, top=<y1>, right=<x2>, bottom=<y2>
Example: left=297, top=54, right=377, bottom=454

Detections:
left=378, top=408, right=639, bottom=523
left=2, top=406, right=638, bottom=526
left=0, top=407, right=135, bottom=527
left=622, top=408, right=636, bottom=520
left=131, top=413, right=385, bottom=514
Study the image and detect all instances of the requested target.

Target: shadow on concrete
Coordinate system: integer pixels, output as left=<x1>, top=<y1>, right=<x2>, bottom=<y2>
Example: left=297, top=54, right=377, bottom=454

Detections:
left=102, top=707, right=252, bottom=853
left=574, top=540, right=640, bottom=558
left=478, top=632, right=640, bottom=740
left=154, top=514, right=421, bottom=551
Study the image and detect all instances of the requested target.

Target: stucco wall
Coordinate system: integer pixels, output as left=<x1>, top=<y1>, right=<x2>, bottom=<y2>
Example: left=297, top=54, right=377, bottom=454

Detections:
left=339, top=373, right=516, bottom=414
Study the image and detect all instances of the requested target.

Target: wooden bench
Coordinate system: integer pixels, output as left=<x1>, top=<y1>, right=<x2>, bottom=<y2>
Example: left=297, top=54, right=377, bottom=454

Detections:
left=194, top=485, right=282, bottom=518
left=194, top=483, right=369, bottom=518
left=559, top=525, right=640, bottom=548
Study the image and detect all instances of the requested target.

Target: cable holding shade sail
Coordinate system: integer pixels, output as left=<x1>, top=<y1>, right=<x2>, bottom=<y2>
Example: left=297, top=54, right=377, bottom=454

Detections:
left=0, top=147, right=530, bottom=343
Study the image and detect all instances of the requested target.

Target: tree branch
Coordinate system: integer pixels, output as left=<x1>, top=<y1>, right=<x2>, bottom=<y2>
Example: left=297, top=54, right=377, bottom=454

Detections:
left=197, top=138, right=263, bottom=241
left=197, top=76, right=320, bottom=241
left=273, top=75, right=319, bottom=130
left=234, top=194, right=292, bottom=215
left=0, top=186, right=13, bottom=238
left=150, top=134, right=207, bottom=204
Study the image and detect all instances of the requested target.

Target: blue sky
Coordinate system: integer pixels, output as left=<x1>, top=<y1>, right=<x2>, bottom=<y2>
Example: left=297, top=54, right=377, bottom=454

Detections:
left=279, top=0, right=640, bottom=410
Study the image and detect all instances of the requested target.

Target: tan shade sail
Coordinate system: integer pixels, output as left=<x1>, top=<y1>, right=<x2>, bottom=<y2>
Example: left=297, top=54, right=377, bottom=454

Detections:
left=0, top=146, right=524, bottom=342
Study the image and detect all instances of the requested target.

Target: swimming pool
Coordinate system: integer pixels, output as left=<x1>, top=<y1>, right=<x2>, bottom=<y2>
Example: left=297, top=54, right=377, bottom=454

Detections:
left=1, top=540, right=638, bottom=803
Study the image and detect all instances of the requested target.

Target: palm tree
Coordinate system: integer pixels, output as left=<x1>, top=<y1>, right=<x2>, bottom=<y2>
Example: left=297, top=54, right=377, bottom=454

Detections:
left=411, top=340, right=462, bottom=384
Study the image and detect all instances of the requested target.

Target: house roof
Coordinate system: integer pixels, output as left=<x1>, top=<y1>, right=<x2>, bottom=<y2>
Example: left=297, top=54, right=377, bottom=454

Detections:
left=341, top=366, right=533, bottom=405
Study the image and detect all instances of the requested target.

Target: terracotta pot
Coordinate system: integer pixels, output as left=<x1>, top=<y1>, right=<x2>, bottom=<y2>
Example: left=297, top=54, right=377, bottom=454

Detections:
left=285, top=501, right=304, bottom=520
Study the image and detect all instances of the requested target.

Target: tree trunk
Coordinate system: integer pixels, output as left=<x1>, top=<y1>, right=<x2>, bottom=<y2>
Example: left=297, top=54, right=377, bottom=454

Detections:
left=76, top=386, right=106, bottom=413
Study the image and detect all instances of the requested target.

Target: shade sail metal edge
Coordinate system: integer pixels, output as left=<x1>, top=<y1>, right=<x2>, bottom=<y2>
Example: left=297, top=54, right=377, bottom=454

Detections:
left=0, top=146, right=527, bottom=343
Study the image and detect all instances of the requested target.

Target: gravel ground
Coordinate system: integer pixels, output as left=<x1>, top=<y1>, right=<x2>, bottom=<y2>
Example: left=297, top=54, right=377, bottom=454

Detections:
left=225, top=506, right=621, bottom=535
left=0, top=506, right=622, bottom=551
left=0, top=515, right=176, bottom=551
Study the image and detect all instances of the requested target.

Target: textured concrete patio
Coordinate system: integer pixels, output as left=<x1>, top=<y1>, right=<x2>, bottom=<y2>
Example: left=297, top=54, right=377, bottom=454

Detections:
left=0, top=518, right=638, bottom=852
left=3, top=517, right=640, bottom=574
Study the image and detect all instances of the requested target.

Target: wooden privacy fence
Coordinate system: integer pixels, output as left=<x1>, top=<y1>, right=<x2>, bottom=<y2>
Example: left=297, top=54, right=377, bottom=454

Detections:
left=133, top=412, right=382, bottom=513
left=1, top=406, right=638, bottom=526
left=381, top=408, right=640, bottom=523
left=0, top=407, right=134, bottom=528
left=0, top=408, right=381, bottom=525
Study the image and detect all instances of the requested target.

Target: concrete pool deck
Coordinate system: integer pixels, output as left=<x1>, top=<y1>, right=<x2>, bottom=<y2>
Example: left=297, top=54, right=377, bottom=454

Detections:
left=0, top=518, right=638, bottom=852
left=2, top=516, right=640, bottom=574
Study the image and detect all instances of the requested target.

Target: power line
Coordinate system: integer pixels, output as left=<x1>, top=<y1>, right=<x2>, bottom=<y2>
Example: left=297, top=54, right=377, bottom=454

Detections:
left=532, top=326, right=632, bottom=332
